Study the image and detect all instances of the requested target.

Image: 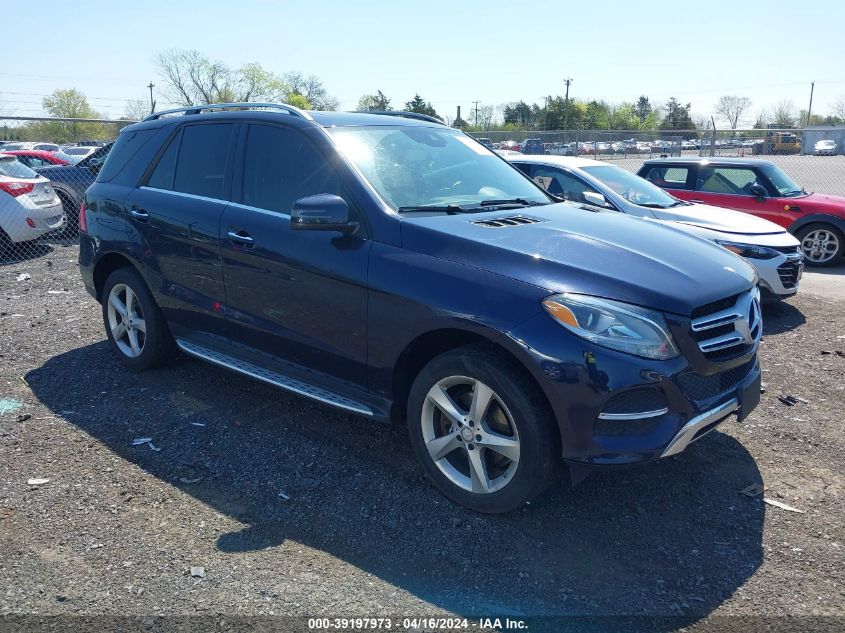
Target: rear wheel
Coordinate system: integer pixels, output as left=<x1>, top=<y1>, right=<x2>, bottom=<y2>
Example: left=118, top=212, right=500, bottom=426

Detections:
left=796, top=223, right=844, bottom=266
left=102, top=268, right=175, bottom=370
left=56, top=191, right=78, bottom=238
left=407, top=345, right=560, bottom=513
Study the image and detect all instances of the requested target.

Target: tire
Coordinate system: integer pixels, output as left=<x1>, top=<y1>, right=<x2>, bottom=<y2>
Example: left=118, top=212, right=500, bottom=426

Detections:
left=406, top=344, right=560, bottom=513
left=795, top=223, right=844, bottom=267
left=56, top=191, right=78, bottom=238
left=102, top=267, right=175, bottom=370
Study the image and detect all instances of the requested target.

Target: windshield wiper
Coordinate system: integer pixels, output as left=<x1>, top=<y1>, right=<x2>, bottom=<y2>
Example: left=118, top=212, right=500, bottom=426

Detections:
left=397, top=204, right=481, bottom=215
left=479, top=198, right=547, bottom=207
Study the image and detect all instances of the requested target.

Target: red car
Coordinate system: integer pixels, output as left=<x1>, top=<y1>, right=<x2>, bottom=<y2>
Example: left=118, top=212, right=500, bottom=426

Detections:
left=638, top=157, right=845, bottom=266
left=1, top=150, right=72, bottom=168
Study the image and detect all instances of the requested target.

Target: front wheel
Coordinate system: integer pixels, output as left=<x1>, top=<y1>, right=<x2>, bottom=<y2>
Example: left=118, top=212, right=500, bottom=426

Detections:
left=796, top=223, right=844, bottom=266
left=407, top=345, right=560, bottom=513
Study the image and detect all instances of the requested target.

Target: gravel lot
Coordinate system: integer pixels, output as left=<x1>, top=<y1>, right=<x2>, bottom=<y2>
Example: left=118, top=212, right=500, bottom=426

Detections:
left=1, top=242, right=843, bottom=631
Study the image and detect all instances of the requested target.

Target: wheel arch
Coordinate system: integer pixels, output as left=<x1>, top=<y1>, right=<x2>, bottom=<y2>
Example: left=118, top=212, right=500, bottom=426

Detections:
left=390, top=327, right=555, bottom=427
left=93, top=252, right=141, bottom=302
left=787, top=213, right=845, bottom=236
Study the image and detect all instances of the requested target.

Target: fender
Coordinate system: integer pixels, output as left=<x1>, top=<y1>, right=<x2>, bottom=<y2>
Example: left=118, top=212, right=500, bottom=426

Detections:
left=788, top=213, right=845, bottom=235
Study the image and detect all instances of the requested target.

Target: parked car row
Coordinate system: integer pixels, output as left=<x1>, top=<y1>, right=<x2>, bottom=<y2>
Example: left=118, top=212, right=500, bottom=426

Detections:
left=0, top=142, right=113, bottom=249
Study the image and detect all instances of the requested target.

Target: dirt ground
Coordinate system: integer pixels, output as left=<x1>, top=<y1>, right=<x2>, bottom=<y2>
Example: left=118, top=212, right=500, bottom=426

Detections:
left=1, top=242, right=843, bottom=631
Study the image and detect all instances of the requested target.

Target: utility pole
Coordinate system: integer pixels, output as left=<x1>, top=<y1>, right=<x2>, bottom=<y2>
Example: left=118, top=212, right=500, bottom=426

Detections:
left=147, top=82, right=156, bottom=114
left=472, top=100, right=480, bottom=128
left=806, top=81, right=815, bottom=128
left=563, top=77, right=573, bottom=129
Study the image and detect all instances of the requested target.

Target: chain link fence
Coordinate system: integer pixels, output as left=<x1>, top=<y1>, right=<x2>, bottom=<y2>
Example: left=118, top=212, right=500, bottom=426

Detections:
left=1, top=116, right=127, bottom=264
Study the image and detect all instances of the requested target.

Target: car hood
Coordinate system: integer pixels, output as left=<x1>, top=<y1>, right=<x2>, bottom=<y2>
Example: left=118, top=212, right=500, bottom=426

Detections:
left=400, top=203, right=756, bottom=317
left=649, top=203, right=798, bottom=245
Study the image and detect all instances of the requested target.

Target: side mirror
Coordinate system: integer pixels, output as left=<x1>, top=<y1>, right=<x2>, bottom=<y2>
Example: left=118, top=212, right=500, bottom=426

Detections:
left=291, top=194, right=358, bottom=234
left=583, top=191, right=610, bottom=208
left=749, top=183, right=767, bottom=199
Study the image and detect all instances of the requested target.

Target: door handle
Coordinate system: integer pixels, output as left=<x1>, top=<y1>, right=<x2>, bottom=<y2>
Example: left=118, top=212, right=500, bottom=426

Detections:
left=130, top=207, right=150, bottom=222
left=227, top=230, right=254, bottom=246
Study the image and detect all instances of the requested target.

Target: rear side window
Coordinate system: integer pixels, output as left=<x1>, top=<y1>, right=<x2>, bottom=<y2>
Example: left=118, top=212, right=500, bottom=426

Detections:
left=643, top=166, right=690, bottom=190
left=241, top=124, right=339, bottom=213
left=97, top=130, right=156, bottom=182
left=173, top=124, right=234, bottom=199
left=147, top=130, right=181, bottom=190
left=0, top=156, right=38, bottom=179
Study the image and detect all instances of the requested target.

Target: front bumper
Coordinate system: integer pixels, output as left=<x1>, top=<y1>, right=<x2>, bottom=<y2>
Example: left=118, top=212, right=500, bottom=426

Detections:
left=507, top=309, right=761, bottom=466
left=754, top=253, right=803, bottom=297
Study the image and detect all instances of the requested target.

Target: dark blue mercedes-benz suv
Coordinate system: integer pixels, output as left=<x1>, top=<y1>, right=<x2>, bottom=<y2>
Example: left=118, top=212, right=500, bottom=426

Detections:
left=78, top=103, right=762, bottom=513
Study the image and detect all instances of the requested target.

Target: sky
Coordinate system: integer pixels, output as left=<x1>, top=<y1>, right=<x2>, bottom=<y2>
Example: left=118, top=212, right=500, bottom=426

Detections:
left=2, top=0, right=844, bottom=127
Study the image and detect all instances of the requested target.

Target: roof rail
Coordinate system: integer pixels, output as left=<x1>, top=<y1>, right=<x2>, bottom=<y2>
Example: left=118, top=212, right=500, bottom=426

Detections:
left=359, top=110, right=446, bottom=125
left=142, top=102, right=313, bottom=122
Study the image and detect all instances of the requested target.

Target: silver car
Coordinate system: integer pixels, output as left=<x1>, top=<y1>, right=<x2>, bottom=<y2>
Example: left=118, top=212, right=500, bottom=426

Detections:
left=813, top=139, right=837, bottom=156
left=0, top=154, right=65, bottom=249
left=508, top=155, right=803, bottom=300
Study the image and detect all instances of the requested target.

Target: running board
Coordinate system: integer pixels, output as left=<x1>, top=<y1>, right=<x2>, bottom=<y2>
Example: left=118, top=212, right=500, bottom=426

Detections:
left=175, top=338, right=374, bottom=417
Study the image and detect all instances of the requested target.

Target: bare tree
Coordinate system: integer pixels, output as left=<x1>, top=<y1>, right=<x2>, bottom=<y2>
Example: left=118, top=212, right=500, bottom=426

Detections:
left=283, top=72, right=339, bottom=110
left=715, top=95, right=752, bottom=130
left=477, top=104, right=495, bottom=129
left=155, top=50, right=286, bottom=106
left=771, top=100, right=798, bottom=127
left=124, top=99, right=150, bottom=121
left=833, top=95, right=845, bottom=121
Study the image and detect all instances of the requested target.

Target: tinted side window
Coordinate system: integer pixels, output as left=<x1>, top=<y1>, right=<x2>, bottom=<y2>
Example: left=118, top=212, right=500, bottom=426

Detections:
left=697, top=167, right=758, bottom=194
left=643, top=166, right=690, bottom=190
left=242, top=124, right=339, bottom=214
left=512, top=162, right=532, bottom=176
left=97, top=129, right=156, bottom=182
left=532, top=166, right=598, bottom=202
left=147, top=130, right=181, bottom=190
left=173, top=124, right=234, bottom=199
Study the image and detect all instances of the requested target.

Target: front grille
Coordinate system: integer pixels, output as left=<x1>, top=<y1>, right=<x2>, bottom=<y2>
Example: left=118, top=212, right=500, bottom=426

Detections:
left=777, top=261, right=801, bottom=289
left=471, top=215, right=543, bottom=228
left=677, top=359, right=756, bottom=402
left=691, top=294, right=740, bottom=320
left=689, top=290, right=761, bottom=360
left=691, top=323, right=734, bottom=342
left=602, top=389, right=667, bottom=414
left=594, top=417, right=662, bottom=437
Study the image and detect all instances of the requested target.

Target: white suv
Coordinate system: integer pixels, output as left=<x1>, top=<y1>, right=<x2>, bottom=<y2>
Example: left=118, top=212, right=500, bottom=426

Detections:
left=509, top=155, right=803, bottom=300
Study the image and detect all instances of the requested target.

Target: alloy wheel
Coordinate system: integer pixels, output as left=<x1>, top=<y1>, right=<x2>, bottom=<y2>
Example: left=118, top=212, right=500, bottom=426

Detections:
left=106, top=283, right=146, bottom=358
left=801, top=228, right=840, bottom=264
left=420, top=376, right=521, bottom=494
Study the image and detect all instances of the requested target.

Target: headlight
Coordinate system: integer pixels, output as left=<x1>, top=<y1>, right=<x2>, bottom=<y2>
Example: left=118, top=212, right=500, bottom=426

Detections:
left=716, top=240, right=779, bottom=260
left=542, top=293, right=679, bottom=360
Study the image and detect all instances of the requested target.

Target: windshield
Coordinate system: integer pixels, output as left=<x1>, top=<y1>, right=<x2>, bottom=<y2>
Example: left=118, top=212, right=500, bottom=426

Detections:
left=581, top=164, right=679, bottom=208
left=0, top=156, right=39, bottom=179
left=327, top=125, right=549, bottom=211
left=760, top=163, right=804, bottom=196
